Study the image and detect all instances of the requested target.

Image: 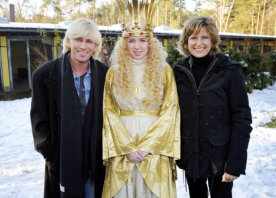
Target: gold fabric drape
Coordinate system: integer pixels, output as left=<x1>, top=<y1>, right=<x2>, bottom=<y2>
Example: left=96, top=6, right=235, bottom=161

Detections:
left=102, top=66, right=180, bottom=198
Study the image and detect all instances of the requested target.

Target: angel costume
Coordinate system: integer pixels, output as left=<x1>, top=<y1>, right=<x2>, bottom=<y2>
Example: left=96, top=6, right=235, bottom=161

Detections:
left=102, top=58, right=180, bottom=198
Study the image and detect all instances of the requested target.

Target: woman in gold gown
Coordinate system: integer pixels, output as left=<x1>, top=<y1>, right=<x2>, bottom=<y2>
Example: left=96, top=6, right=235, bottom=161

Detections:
left=102, top=1, right=180, bottom=197
left=102, top=31, right=180, bottom=198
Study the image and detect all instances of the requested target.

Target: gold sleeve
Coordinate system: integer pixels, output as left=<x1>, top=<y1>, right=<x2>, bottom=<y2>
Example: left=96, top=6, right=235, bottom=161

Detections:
left=136, top=65, right=180, bottom=160
left=102, top=67, right=137, bottom=164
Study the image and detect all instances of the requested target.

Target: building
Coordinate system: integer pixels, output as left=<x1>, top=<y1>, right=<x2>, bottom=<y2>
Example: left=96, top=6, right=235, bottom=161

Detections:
left=0, top=18, right=276, bottom=99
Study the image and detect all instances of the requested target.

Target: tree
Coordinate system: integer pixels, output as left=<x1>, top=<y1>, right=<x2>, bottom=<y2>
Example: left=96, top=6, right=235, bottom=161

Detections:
left=0, top=0, right=9, bottom=19
left=213, top=0, right=235, bottom=32
left=1, top=0, right=275, bottom=35
left=193, top=0, right=202, bottom=14
left=202, top=0, right=276, bottom=35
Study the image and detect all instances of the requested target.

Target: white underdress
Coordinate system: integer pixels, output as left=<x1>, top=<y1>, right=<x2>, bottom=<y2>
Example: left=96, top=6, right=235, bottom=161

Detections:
left=113, top=58, right=160, bottom=198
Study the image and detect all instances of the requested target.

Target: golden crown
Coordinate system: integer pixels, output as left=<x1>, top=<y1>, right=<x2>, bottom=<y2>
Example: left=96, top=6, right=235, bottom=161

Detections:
left=115, top=0, right=158, bottom=37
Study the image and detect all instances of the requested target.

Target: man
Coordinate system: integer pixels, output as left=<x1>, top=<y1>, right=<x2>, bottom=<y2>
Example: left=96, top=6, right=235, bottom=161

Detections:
left=30, top=18, right=108, bottom=198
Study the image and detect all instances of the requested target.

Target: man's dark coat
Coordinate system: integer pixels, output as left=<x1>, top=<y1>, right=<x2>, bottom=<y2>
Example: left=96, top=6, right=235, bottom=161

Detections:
left=173, top=53, right=252, bottom=178
left=30, top=52, right=108, bottom=197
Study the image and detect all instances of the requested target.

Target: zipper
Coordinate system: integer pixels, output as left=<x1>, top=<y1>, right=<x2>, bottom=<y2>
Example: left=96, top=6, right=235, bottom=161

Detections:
left=174, top=64, right=199, bottom=177
left=174, top=57, right=217, bottom=95
left=174, top=65, right=198, bottom=94
left=197, top=58, right=218, bottom=92
left=174, top=57, right=217, bottom=178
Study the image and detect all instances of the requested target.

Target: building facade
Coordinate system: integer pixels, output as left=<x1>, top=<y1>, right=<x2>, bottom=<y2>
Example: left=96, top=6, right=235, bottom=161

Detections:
left=0, top=19, right=276, bottom=98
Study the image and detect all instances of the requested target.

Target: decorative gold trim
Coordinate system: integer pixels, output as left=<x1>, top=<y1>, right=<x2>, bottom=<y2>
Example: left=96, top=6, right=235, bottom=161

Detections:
left=120, top=109, right=160, bottom=116
left=135, top=87, right=141, bottom=93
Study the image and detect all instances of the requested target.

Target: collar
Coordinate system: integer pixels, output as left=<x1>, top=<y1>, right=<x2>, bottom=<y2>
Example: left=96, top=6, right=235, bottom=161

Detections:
left=72, top=60, right=91, bottom=78
left=129, top=55, right=148, bottom=63
left=189, top=54, right=213, bottom=69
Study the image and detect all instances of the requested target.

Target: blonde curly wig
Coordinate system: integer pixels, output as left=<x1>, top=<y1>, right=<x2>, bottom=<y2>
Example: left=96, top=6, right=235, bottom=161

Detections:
left=110, top=37, right=168, bottom=105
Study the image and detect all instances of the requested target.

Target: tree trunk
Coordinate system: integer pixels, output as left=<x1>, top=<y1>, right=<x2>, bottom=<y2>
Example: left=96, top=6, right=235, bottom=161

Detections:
left=274, top=19, right=276, bottom=35
left=267, top=8, right=271, bottom=35
left=218, top=0, right=222, bottom=31
left=223, top=0, right=235, bottom=32
left=156, top=7, right=159, bottom=27
left=251, top=0, right=256, bottom=34
left=112, top=2, right=115, bottom=25
left=256, top=0, right=261, bottom=34
left=92, top=1, right=95, bottom=21
left=165, top=1, right=168, bottom=26
left=260, top=0, right=267, bottom=35
left=178, top=9, right=181, bottom=28
left=219, top=0, right=226, bottom=32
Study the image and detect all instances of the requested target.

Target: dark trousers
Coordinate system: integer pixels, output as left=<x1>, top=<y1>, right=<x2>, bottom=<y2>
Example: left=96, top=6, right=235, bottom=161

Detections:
left=186, top=175, right=233, bottom=198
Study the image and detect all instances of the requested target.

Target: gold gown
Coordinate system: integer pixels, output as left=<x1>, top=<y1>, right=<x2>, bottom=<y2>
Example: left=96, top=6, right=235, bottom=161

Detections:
left=102, top=61, right=180, bottom=198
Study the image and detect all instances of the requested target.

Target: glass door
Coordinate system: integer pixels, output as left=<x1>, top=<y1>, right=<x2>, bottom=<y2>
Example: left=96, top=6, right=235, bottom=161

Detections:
left=9, top=40, right=29, bottom=90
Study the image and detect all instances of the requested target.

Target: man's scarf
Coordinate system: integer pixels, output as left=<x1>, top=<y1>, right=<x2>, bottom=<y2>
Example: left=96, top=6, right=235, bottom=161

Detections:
left=59, top=53, right=99, bottom=196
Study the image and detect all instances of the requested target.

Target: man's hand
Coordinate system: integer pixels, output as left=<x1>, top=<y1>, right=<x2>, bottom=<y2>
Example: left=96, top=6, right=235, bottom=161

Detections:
left=126, top=151, right=145, bottom=163
left=222, top=172, right=238, bottom=182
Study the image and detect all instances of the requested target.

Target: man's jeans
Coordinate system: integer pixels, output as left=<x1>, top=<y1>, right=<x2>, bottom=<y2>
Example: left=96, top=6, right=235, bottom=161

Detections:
left=85, top=179, right=95, bottom=198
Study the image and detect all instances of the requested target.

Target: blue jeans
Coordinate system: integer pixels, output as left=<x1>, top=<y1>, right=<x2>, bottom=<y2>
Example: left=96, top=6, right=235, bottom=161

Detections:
left=85, top=179, right=95, bottom=198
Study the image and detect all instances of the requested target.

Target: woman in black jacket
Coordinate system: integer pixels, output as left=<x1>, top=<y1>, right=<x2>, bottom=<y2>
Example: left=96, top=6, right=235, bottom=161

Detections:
left=173, top=16, right=252, bottom=198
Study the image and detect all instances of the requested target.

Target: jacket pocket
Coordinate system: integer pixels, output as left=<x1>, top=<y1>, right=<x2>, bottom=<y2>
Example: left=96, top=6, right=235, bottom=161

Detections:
left=209, top=141, right=229, bottom=175
left=205, top=126, right=230, bottom=146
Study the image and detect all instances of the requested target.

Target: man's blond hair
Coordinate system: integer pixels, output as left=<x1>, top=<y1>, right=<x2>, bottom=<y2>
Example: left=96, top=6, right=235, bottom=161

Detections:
left=62, top=18, right=102, bottom=59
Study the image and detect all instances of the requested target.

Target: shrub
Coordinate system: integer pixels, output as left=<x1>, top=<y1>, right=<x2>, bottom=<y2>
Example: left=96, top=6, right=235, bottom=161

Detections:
left=260, top=116, right=276, bottom=128
left=166, top=39, right=184, bottom=66
left=165, top=42, right=276, bottom=92
left=267, top=50, right=276, bottom=77
left=222, top=47, right=275, bottom=92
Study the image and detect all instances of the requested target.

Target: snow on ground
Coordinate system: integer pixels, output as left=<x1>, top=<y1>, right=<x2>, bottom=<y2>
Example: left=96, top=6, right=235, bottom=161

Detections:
left=0, top=84, right=276, bottom=198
